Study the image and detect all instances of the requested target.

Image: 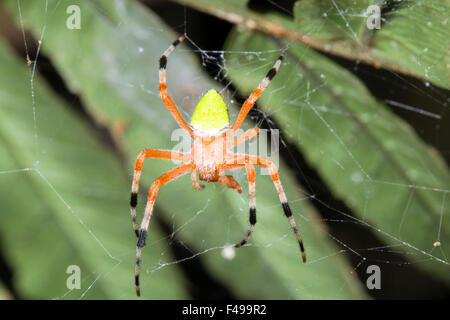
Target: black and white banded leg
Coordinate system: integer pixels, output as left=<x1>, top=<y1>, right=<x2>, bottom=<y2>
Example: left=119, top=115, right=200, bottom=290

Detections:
left=130, top=150, right=188, bottom=238
left=228, top=52, right=284, bottom=137
left=158, top=34, right=194, bottom=136
left=235, top=164, right=257, bottom=248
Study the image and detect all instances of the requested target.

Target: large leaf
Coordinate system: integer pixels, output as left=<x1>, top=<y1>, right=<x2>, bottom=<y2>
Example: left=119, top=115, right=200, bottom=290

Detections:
left=224, top=28, right=450, bottom=283
left=175, top=0, right=449, bottom=89
left=2, top=0, right=366, bottom=298
left=0, top=39, right=188, bottom=299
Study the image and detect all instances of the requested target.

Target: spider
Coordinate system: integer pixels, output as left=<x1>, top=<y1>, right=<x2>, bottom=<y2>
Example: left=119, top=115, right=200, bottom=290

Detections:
left=130, top=35, right=306, bottom=296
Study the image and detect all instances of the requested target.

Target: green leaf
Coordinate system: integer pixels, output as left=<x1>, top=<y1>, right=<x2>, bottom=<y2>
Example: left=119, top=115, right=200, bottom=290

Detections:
left=0, top=39, right=188, bottom=299
left=224, top=28, right=450, bottom=283
left=176, top=0, right=450, bottom=89
left=293, top=0, right=450, bottom=88
left=2, top=0, right=366, bottom=298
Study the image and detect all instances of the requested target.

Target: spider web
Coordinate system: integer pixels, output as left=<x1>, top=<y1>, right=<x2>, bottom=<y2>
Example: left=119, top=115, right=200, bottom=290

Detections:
left=0, top=0, right=449, bottom=300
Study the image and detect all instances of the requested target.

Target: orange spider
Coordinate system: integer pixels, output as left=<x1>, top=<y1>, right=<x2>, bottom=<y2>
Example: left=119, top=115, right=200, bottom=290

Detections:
left=130, top=35, right=306, bottom=296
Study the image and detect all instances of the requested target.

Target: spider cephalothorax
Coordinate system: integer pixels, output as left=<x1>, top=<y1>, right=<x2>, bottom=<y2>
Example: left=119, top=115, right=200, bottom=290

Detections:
left=130, top=35, right=306, bottom=297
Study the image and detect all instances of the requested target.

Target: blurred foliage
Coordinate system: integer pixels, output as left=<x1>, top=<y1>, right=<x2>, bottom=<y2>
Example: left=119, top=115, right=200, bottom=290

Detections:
left=176, top=0, right=450, bottom=89
left=224, top=29, right=450, bottom=283
left=0, top=0, right=448, bottom=300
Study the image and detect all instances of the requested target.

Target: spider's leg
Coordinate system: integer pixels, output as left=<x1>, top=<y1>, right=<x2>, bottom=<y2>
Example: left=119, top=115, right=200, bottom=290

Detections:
left=217, top=167, right=242, bottom=193
left=131, top=150, right=190, bottom=237
left=235, top=164, right=256, bottom=248
left=159, top=35, right=194, bottom=137
left=227, top=154, right=306, bottom=263
left=217, top=175, right=242, bottom=193
left=258, top=157, right=306, bottom=263
left=135, top=163, right=193, bottom=297
left=191, top=169, right=205, bottom=190
left=226, top=127, right=260, bottom=150
left=227, top=53, right=283, bottom=137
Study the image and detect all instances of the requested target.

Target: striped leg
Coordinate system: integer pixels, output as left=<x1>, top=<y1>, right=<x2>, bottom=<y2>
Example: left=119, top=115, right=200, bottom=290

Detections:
left=135, top=163, right=193, bottom=297
left=228, top=53, right=284, bottom=136
left=235, top=164, right=256, bottom=248
left=130, top=149, right=189, bottom=237
left=227, top=154, right=306, bottom=263
left=260, top=158, right=306, bottom=263
left=159, top=35, right=194, bottom=137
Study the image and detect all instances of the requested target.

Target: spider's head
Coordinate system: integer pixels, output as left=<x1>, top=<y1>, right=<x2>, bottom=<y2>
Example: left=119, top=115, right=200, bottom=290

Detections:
left=190, top=89, right=229, bottom=134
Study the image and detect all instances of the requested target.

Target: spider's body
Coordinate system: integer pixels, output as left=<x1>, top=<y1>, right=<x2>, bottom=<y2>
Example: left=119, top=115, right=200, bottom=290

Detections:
left=191, top=90, right=229, bottom=182
left=193, top=134, right=226, bottom=182
left=130, top=35, right=306, bottom=297
left=191, top=89, right=230, bottom=133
